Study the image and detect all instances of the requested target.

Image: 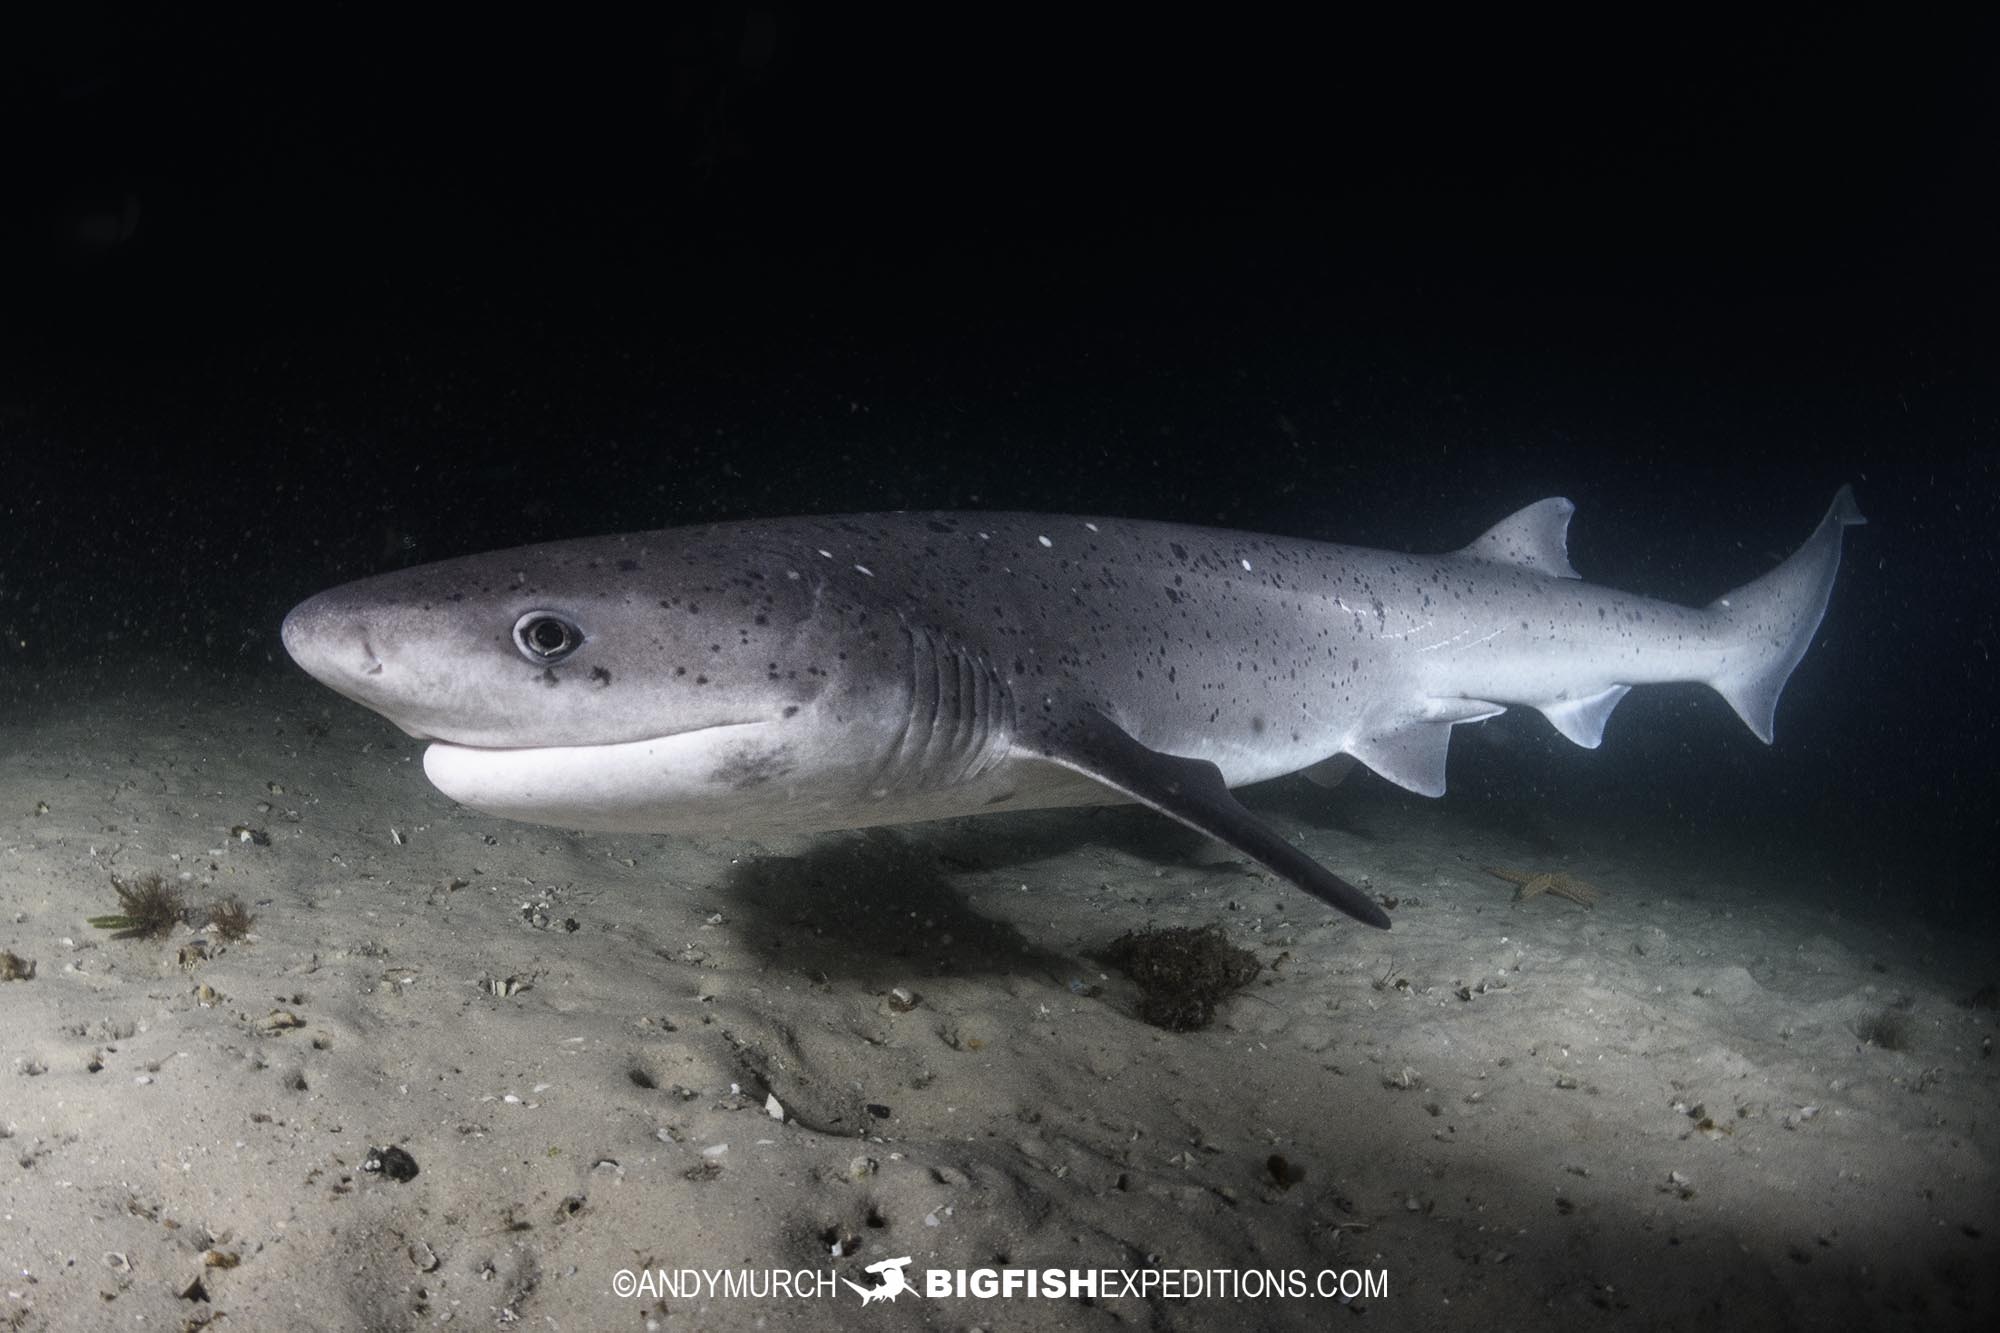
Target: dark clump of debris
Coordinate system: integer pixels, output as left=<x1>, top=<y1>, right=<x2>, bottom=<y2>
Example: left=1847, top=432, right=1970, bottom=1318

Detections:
left=0, top=950, right=35, bottom=981
left=87, top=873, right=187, bottom=939
left=1265, top=1152, right=1307, bottom=1189
left=363, top=1145, right=420, bottom=1182
left=1098, top=924, right=1262, bottom=1031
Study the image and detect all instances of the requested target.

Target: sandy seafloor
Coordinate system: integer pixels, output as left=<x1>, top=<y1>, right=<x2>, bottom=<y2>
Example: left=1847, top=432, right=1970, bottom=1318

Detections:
left=2, top=665, right=1994, bottom=1333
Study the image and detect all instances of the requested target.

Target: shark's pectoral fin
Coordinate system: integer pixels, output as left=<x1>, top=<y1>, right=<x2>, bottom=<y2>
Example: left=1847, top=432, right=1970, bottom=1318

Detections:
left=1346, top=699, right=1506, bottom=797
left=1034, top=707, right=1391, bottom=929
left=1539, top=684, right=1631, bottom=748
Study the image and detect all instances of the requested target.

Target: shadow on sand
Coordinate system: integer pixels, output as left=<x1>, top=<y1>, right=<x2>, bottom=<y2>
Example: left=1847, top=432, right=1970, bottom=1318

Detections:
left=720, top=827, right=1077, bottom=988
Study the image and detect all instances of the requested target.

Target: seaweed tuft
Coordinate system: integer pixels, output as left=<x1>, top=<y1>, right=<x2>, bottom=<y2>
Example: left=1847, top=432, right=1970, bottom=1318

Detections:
left=206, top=895, right=257, bottom=942
left=87, top=873, right=187, bottom=940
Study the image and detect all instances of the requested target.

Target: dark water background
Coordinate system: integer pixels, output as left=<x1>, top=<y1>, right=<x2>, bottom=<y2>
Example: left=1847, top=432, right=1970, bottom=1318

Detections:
left=2, top=12, right=1992, bottom=929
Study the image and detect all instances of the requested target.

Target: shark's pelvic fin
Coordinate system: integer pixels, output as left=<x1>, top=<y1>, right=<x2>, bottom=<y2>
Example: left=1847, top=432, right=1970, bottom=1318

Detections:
left=1461, top=497, right=1581, bottom=579
left=1707, top=485, right=1866, bottom=743
left=1302, top=753, right=1358, bottom=788
left=1539, top=684, right=1633, bottom=748
left=1345, top=698, right=1507, bottom=798
left=1036, top=706, right=1393, bottom=929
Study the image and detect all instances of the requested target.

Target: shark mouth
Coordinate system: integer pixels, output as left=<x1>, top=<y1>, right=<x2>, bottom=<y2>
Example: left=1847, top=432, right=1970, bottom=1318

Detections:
left=410, top=718, right=774, bottom=751
left=419, top=721, right=791, bottom=835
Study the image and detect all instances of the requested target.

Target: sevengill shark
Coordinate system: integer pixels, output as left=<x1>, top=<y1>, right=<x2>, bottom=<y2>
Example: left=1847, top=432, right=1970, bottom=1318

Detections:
left=282, top=487, right=1864, bottom=930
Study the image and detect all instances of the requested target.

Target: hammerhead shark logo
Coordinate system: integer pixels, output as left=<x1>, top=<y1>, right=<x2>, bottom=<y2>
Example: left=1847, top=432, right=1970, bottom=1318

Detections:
left=843, top=1255, right=916, bottom=1304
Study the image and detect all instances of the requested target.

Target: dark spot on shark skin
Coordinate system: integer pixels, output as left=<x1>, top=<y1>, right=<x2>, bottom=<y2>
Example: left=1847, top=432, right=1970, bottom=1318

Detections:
left=617, top=559, right=640, bottom=572
left=539, top=668, right=560, bottom=687
left=710, top=742, right=795, bottom=791
left=590, top=666, right=612, bottom=686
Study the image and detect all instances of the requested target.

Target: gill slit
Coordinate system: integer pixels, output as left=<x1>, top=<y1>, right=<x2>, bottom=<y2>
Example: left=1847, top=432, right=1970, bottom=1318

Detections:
left=881, top=622, right=1012, bottom=790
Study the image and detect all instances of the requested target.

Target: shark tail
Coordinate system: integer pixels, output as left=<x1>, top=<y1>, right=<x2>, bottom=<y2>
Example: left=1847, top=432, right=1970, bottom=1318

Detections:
left=1707, top=485, right=1865, bottom=743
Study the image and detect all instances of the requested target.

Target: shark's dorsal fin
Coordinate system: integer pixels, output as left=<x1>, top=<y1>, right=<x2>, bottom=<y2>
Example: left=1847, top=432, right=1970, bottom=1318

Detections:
left=1032, top=705, right=1391, bottom=929
left=1462, top=498, right=1580, bottom=578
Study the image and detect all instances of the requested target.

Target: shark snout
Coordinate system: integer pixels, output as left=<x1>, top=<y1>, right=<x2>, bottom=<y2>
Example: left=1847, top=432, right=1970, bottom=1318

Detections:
left=282, top=598, right=364, bottom=677
left=281, top=596, right=400, bottom=703
left=281, top=597, right=448, bottom=742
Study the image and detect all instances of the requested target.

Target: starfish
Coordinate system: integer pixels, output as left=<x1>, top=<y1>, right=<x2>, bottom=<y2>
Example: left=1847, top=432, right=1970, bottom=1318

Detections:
left=1483, top=865, right=1601, bottom=909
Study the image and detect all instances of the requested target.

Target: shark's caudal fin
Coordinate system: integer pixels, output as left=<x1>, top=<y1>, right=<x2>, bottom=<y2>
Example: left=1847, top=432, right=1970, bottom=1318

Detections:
left=1707, top=485, right=1866, bottom=743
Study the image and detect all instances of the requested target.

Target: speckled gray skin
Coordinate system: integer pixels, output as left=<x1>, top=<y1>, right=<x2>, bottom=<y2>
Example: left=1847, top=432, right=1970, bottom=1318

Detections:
left=282, top=488, right=1863, bottom=929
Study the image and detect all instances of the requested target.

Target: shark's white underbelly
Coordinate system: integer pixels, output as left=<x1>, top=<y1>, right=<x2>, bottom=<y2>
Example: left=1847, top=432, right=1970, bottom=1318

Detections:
left=422, top=729, right=1115, bottom=836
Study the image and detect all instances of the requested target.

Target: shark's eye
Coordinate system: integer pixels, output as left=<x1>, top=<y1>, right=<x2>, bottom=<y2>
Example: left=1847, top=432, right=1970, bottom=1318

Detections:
left=513, top=612, right=584, bottom=663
